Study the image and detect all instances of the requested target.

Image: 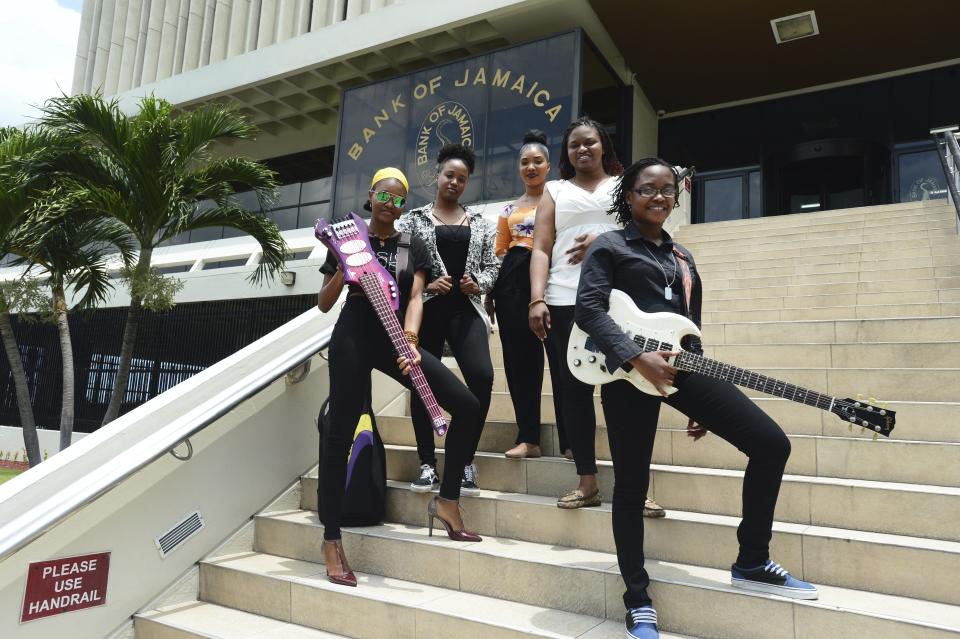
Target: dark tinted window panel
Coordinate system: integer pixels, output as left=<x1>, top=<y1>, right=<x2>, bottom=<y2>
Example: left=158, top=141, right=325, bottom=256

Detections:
left=155, top=264, right=192, bottom=274
left=301, top=177, right=332, bottom=203
left=286, top=250, right=313, bottom=261
left=899, top=150, right=948, bottom=202
left=703, top=176, right=744, bottom=222
left=300, top=202, right=331, bottom=224
left=748, top=171, right=762, bottom=218
left=276, top=182, right=302, bottom=208
left=188, top=226, right=224, bottom=242
left=203, top=258, right=249, bottom=270
left=268, top=207, right=299, bottom=231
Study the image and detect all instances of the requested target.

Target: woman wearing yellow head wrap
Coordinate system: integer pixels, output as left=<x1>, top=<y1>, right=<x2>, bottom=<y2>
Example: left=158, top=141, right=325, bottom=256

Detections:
left=317, top=167, right=485, bottom=587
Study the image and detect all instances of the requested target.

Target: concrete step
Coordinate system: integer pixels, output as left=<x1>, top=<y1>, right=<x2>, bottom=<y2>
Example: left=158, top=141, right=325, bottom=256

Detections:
left=698, top=253, right=960, bottom=280
left=258, top=506, right=960, bottom=610
left=135, top=600, right=349, bottom=638
left=343, top=448, right=960, bottom=542
left=488, top=340, right=960, bottom=370
left=703, top=278, right=960, bottom=299
left=375, top=416, right=960, bottom=487
left=693, top=246, right=960, bottom=272
left=674, top=202, right=953, bottom=236
left=701, top=303, right=960, bottom=322
left=678, top=217, right=958, bottom=252
left=198, top=551, right=674, bottom=639
left=701, top=266, right=960, bottom=291
left=465, top=365, right=959, bottom=402
left=702, top=316, right=960, bottom=344
left=700, top=290, right=959, bottom=312
left=688, top=235, right=960, bottom=262
left=480, top=392, right=960, bottom=442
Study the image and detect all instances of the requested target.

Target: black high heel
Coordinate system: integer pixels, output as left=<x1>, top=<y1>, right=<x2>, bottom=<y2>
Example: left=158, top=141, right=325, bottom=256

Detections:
left=427, top=496, right=482, bottom=542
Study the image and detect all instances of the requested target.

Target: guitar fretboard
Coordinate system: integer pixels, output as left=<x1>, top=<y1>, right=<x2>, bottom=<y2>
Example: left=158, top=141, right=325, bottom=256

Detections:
left=631, top=334, right=836, bottom=411
left=358, top=273, right=446, bottom=430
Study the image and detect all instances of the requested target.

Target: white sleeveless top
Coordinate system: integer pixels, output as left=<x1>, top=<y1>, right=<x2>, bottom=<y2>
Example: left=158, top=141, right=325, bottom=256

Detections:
left=544, top=177, right=619, bottom=306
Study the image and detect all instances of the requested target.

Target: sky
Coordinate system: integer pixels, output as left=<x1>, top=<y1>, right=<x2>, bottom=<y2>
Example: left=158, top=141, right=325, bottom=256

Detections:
left=0, top=0, right=83, bottom=127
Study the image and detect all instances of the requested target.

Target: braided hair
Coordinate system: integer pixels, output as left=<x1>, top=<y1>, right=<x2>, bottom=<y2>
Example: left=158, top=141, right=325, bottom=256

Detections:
left=558, top=116, right=623, bottom=180
left=608, top=158, right=679, bottom=227
left=437, top=143, right=476, bottom=174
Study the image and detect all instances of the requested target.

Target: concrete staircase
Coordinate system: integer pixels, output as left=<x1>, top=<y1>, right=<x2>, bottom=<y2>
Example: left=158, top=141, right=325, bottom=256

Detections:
left=135, top=202, right=960, bottom=638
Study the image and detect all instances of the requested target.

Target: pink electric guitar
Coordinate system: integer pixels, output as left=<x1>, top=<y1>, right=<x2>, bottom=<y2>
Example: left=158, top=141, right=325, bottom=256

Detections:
left=315, top=213, right=449, bottom=436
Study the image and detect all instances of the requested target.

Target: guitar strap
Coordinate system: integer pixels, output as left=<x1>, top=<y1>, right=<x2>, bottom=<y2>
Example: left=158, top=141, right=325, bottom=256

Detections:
left=672, top=247, right=693, bottom=318
left=396, top=232, right=412, bottom=288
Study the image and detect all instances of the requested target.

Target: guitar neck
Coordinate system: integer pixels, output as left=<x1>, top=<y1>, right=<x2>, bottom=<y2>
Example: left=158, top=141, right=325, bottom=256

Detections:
left=357, top=274, right=447, bottom=429
left=674, top=350, right=837, bottom=412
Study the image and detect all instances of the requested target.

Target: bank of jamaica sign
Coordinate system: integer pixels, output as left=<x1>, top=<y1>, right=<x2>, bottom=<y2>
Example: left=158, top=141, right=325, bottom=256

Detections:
left=332, top=31, right=580, bottom=215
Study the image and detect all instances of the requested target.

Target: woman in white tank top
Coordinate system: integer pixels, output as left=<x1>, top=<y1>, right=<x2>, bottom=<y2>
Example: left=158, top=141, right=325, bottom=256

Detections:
left=528, top=117, right=622, bottom=509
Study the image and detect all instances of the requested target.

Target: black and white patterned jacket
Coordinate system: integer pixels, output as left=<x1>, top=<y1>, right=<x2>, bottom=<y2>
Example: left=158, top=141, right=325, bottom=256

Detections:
left=397, top=203, right=499, bottom=331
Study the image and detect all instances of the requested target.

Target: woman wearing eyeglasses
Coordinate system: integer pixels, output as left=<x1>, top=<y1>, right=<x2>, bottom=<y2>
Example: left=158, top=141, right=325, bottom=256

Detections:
left=397, top=144, right=498, bottom=497
left=318, top=168, right=484, bottom=588
left=575, top=158, right=815, bottom=639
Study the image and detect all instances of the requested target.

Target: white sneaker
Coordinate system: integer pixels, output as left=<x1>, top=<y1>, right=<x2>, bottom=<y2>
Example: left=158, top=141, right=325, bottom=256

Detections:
left=410, top=463, right=439, bottom=493
left=461, top=462, right=480, bottom=497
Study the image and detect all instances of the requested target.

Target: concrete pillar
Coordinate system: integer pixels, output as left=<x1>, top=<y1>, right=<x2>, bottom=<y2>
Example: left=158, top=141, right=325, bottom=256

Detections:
left=226, top=0, right=248, bottom=56
left=132, top=0, right=152, bottom=87
left=141, top=0, right=166, bottom=84
left=275, top=0, right=296, bottom=42
left=209, top=0, right=233, bottom=63
left=181, top=0, right=204, bottom=71
left=90, top=0, right=114, bottom=94
left=344, top=0, right=361, bottom=20
left=104, top=0, right=129, bottom=96
left=257, top=0, right=277, bottom=49
left=294, top=0, right=310, bottom=36
left=116, top=0, right=144, bottom=92
left=199, top=0, right=217, bottom=66
left=309, top=0, right=328, bottom=30
left=171, top=0, right=190, bottom=75
left=631, top=79, right=658, bottom=160
left=156, top=0, right=180, bottom=80
left=368, top=0, right=385, bottom=11
left=72, top=0, right=97, bottom=94
left=244, top=0, right=261, bottom=51
left=81, top=0, right=105, bottom=93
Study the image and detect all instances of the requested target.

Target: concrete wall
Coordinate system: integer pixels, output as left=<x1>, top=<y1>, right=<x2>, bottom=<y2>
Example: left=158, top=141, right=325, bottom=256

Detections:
left=0, top=428, right=88, bottom=462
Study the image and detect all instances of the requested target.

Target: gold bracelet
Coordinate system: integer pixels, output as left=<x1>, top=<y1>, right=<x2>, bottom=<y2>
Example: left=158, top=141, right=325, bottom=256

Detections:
left=403, top=330, right=420, bottom=345
left=528, top=298, right=546, bottom=309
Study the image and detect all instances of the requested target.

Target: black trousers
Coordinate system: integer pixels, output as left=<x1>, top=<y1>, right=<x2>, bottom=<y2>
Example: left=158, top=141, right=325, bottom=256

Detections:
left=602, top=373, right=791, bottom=608
left=322, top=300, right=482, bottom=540
left=493, top=249, right=567, bottom=450
left=546, top=304, right=597, bottom=475
left=411, top=294, right=492, bottom=467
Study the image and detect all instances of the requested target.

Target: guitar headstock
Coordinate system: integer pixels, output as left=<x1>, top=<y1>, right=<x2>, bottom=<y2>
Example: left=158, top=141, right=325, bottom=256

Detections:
left=832, top=397, right=895, bottom=438
left=315, top=213, right=399, bottom=311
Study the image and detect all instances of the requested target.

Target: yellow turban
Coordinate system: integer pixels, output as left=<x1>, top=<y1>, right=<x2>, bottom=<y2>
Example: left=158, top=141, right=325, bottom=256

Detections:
left=370, top=167, right=409, bottom=192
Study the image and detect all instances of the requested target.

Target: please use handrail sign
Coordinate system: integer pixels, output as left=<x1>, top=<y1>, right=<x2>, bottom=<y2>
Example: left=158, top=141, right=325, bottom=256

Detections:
left=20, top=552, right=110, bottom=623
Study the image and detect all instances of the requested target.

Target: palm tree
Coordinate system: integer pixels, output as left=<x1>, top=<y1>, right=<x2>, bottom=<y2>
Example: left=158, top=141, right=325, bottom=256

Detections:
left=41, top=94, right=285, bottom=425
left=15, top=200, right=136, bottom=450
left=0, top=126, right=72, bottom=466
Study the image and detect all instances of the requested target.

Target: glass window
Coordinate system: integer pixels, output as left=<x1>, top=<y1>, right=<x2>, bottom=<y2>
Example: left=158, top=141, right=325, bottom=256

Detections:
left=301, top=177, right=332, bottom=203
left=748, top=171, right=762, bottom=217
left=703, top=176, right=744, bottom=222
left=898, top=149, right=948, bottom=202
left=188, top=226, right=224, bottom=242
left=203, top=258, right=248, bottom=270
left=155, top=264, right=192, bottom=274
left=231, top=190, right=261, bottom=211
left=300, top=202, right=330, bottom=225
left=268, top=207, right=299, bottom=231
left=276, top=182, right=302, bottom=208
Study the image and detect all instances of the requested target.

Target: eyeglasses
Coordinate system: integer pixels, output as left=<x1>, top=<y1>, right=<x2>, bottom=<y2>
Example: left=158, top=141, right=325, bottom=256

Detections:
left=631, top=186, right=677, bottom=198
left=372, top=190, right=406, bottom=208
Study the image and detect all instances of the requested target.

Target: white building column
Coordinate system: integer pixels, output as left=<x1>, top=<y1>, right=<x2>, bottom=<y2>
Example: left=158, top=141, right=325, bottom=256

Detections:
left=116, top=0, right=144, bottom=92
left=156, top=0, right=180, bottom=80
left=90, top=0, right=114, bottom=93
left=141, top=0, right=167, bottom=84
left=244, top=0, right=262, bottom=52
left=257, top=0, right=277, bottom=48
left=104, top=0, right=129, bottom=95
left=181, top=0, right=205, bottom=71
left=209, top=0, right=234, bottom=63
left=72, top=0, right=98, bottom=94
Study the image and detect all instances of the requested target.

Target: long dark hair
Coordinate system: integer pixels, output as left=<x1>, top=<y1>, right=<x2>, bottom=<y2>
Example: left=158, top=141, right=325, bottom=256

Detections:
left=608, top=157, right=679, bottom=226
left=558, top=116, right=623, bottom=180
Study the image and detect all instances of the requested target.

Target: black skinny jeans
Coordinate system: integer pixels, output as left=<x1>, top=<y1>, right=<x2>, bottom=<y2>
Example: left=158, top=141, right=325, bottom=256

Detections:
left=493, top=248, right=567, bottom=450
left=321, top=300, right=482, bottom=540
left=411, top=294, right=492, bottom=468
left=546, top=304, right=598, bottom=475
left=602, top=373, right=791, bottom=608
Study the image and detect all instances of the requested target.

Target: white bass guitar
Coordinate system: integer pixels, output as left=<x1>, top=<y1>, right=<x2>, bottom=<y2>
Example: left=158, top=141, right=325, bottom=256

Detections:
left=566, top=290, right=895, bottom=437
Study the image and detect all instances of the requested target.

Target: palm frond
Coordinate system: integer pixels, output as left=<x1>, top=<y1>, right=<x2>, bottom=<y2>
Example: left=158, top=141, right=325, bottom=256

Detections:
left=173, top=103, right=258, bottom=169
left=177, top=205, right=287, bottom=283
left=183, top=156, right=278, bottom=208
left=40, top=93, right=130, bottom=158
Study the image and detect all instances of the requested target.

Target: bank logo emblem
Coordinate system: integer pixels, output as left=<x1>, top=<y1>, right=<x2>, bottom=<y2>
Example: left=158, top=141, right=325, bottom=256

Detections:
left=909, top=175, right=943, bottom=202
left=416, top=101, right=474, bottom=191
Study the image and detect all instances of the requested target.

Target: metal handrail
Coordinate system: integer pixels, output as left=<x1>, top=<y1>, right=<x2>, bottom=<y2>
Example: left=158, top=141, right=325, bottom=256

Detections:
left=930, top=126, right=960, bottom=228
left=0, top=324, right=333, bottom=562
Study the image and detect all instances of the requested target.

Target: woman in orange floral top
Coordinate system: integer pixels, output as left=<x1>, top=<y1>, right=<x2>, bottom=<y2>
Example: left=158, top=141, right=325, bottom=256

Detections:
left=493, top=130, right=569, bottom=459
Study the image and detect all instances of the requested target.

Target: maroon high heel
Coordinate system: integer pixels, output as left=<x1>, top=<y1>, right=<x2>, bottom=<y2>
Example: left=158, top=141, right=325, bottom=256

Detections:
left=323, top=540, right=357, bottom=587
left=427, top=496, right=482, bottom=542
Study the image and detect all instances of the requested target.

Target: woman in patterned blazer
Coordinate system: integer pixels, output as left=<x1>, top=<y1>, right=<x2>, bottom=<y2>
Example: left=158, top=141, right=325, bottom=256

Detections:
left=397, top=143, right=499, bottom=497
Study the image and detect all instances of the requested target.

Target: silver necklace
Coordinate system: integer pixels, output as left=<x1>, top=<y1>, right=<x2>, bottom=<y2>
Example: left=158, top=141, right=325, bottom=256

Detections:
left=639, top=240, right=678, bottom=301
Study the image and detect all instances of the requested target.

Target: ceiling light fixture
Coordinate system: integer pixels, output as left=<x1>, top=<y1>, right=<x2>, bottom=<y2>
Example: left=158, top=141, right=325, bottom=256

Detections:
left=771, top=10, right=819, bottom=44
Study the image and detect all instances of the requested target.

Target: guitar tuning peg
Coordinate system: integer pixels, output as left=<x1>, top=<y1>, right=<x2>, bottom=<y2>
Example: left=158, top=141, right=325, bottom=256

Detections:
left=872, top=432, right=879, bottom=442
left=847, top=423, right=853, bottom=433
left=868, top=396, right=877, bottom=405
left=856, top=393, right=864, bottom=401
left=879, top=401, right=887, bottom=408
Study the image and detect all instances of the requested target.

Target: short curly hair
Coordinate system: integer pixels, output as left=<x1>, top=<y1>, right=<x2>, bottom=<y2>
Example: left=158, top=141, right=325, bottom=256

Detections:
left=436, top=143, right=476, bottom=174
left=608, top=158, right=679, bottom=227
left=558, top=116, right=623, bottom=180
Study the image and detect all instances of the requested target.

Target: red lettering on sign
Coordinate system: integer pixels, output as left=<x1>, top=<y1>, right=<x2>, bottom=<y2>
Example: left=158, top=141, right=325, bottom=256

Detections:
left=21, top=552, right=110, bottom=623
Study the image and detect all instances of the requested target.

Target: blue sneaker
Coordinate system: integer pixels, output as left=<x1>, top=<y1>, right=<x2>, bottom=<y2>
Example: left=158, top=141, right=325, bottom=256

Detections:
left=625, top=605, right=658, bottom=638
left=731, top=559, right=818, bottom=599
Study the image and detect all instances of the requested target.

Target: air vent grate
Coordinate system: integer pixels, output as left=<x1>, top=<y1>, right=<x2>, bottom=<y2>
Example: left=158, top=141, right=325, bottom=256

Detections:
left=155, top=510, right=205, bottom=559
